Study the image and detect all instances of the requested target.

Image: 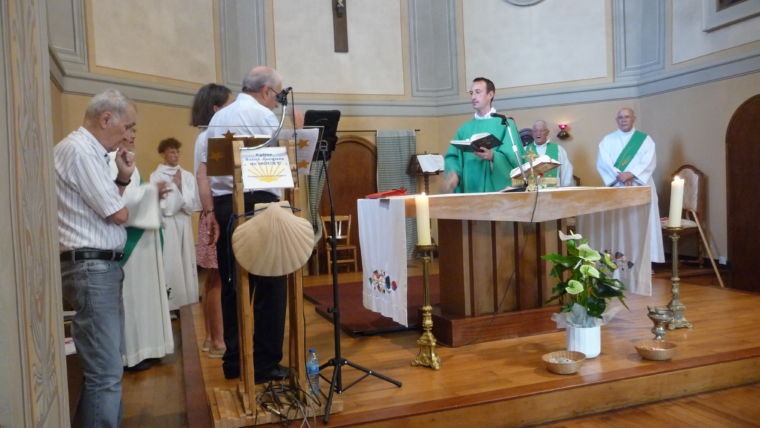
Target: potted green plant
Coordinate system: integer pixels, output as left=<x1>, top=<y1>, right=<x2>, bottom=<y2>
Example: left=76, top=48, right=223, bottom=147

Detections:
left=542, top=230, right=629, bottom=358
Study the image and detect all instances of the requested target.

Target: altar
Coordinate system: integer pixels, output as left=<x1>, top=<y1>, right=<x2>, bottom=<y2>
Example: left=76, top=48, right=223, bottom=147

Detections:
left=358, top=187, right=653, bottom=347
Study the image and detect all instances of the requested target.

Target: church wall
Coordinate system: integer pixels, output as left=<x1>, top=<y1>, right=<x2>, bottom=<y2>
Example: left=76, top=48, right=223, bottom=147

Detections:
left=672, top=0, right=760, bottom=65
left=47, top=0, right=760, bottom=265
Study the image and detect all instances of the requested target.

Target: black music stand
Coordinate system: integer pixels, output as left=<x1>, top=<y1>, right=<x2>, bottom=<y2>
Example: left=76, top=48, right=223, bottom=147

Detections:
left=305, top=110, right=341, bottom=161
left=309, top=111, right=402, bottom=423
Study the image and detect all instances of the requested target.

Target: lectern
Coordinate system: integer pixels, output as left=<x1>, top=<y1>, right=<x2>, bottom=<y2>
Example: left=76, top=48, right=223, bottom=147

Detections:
left=207, top=132, right=341, bottom=424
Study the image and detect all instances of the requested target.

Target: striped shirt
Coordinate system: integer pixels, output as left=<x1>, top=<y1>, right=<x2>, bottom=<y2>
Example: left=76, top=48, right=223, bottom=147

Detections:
left=55, top=127, right=126, bottom=251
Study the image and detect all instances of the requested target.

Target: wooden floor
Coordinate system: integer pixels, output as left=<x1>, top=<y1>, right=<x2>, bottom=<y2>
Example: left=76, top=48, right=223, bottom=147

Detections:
left=121, top=262, right=760, bottom=427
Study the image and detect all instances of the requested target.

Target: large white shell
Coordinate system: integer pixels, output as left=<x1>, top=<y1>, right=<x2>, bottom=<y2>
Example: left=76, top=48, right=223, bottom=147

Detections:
left=232, top=202, right=316, bottom=276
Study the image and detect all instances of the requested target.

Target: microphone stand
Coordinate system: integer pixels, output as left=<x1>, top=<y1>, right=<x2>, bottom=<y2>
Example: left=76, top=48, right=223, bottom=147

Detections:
left=317, top=142, right=401, bottom=423
left=492, top=114, right=529, bottom=190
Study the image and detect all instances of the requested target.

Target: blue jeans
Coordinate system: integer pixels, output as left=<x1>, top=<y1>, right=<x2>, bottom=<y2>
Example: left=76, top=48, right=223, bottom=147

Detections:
left=61, top=259, right=125, bottom=428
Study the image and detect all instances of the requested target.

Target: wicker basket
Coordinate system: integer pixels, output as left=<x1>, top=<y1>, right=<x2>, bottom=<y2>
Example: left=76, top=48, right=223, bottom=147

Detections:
left=635, top=340, right=677, bottom=361
left=542, top=350, right=586, bottom=375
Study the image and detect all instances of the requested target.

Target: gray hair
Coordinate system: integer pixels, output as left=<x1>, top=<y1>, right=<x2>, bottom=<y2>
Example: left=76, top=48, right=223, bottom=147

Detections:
left=241, top=66, right=282, bottom=92
left=85, top=88, right=133, bottom=122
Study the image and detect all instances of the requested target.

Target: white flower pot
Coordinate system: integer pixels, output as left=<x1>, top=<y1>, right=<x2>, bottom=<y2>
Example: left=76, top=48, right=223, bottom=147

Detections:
left=566, top=325, right=601, bottom=359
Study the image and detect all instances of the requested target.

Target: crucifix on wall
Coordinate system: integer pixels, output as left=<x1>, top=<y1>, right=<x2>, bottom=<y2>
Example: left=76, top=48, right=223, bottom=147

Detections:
left=333, top=0, right=348, bottom=52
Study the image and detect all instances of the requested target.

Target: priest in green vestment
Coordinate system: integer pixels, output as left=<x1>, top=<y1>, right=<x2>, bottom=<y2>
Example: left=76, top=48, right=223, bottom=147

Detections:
left=443, top=77, right=523, bottom=193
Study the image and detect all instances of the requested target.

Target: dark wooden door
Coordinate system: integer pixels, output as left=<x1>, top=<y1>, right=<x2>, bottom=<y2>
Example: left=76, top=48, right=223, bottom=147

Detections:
left=318, top=136, right=377, bottom=272
left=726, top=94, right=760, bottom=291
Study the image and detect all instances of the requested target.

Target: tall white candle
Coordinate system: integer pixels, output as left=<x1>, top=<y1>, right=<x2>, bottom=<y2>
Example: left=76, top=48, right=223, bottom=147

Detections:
left=415, top=193, right=432, bottom=245
left=668, top=176, right=684, bottom=227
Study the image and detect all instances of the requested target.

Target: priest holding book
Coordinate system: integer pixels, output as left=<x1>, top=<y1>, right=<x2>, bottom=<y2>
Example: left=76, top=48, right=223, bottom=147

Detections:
left=443, top=77, right=523, bottom=193
left=527, top=120, right=574, bottom=187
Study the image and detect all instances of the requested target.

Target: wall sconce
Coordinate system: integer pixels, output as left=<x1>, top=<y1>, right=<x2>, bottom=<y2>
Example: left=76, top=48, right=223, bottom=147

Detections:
left=557, top=123, right=570, bottom=140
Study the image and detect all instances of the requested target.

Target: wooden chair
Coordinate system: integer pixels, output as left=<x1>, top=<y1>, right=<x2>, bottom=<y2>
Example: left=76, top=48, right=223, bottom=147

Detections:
left=663, top=164, right=724, bottom=288
left=321, top=215, right=358, bottom=274
left=670, top=165, right=706, bottom=266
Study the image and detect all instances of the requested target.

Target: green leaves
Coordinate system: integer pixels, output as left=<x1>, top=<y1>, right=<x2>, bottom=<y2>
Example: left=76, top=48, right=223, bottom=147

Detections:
left=543, top=231, right=628, bottom=323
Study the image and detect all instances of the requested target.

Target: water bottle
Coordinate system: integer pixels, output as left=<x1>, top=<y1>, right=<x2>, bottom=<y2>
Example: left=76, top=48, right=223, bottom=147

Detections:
left=305, top=348, right=320, bottom=395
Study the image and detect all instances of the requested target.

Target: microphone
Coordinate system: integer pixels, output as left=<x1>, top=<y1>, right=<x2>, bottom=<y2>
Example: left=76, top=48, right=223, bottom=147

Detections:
left=276, top=87, right=292, bottom=105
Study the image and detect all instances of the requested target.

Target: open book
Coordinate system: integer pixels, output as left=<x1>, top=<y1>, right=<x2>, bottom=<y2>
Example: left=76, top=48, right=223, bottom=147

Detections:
left=510, top=154, right=560, bottom=178
left=451, top=132, right=502, bottom=152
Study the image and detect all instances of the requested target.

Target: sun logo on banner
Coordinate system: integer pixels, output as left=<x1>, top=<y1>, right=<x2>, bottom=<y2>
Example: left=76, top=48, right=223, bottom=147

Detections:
left=246, top=162, right=287, bottom=182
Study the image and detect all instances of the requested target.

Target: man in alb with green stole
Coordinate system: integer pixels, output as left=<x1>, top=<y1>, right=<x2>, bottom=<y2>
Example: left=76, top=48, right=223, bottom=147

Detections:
left=596, top=107, right=665, bottom=263
left=526, top=120, right=574, bottom=187
left=443, top=77, right=523, bottom=193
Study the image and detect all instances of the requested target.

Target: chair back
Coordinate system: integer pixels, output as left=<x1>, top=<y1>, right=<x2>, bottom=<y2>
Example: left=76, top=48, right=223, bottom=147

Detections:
left=673, top=164, right=705, bottom=219
left=321, top=215, right=352, bottom=246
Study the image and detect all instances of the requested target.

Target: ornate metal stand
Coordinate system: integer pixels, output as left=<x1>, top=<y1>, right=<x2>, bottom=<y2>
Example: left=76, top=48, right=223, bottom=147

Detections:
left=412, top=244, right=441, bottom=370
left=665, top=226, right=692, bottom=329
left=647, top=306, right=674, bottom=340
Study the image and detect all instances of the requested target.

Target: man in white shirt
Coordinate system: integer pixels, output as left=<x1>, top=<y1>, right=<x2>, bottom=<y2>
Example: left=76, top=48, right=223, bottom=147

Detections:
left=198, top=65, right=290, bottom=383
left=56, top=88, right=136, bottom=427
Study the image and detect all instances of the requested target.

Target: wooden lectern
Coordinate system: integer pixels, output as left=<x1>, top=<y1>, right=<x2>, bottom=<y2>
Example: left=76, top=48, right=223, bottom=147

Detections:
left=206, top=132, right=340, bottom=424
left=407, top=153, right=444, bottom=195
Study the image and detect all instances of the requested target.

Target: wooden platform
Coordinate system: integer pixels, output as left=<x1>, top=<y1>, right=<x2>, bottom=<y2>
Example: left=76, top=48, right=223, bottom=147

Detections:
left=183, top=271, right=760, bottom=427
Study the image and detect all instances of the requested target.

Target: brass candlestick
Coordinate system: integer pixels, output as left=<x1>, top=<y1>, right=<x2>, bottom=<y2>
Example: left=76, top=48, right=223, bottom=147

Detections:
left=665, top=226, right=692, bottom=329
left=412, top=244, right=441, bottom=370
left=647, top=306, right=673, bottom=340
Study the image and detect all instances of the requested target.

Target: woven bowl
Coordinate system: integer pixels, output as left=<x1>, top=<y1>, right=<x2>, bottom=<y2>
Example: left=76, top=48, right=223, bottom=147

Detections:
left=542, top=350, right=586, bottom=375
left=635, top=340, right=677, bottom=361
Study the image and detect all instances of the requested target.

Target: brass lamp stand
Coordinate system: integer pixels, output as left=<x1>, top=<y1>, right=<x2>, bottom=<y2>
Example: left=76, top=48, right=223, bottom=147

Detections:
left=665, top=226, right=693, bottom=329
left=412, top=244, right=441, bottom=370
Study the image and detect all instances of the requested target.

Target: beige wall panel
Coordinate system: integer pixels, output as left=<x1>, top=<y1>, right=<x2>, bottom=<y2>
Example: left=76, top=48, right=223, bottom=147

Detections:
left=89, top=0, right=216, bottom=84
left=673, top=0, right=760, bottom=64
left=273, top=0, right=404, bottom=95
left=463, top=0, right=608, bottom=88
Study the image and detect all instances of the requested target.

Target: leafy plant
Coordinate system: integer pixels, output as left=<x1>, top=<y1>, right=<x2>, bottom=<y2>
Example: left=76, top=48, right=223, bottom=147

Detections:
left=543, top=231, right=628, bottom=327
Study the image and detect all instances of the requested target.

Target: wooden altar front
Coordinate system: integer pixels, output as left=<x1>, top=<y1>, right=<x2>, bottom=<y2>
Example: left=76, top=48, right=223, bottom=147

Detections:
left=401, top=187, right=651, bottom=347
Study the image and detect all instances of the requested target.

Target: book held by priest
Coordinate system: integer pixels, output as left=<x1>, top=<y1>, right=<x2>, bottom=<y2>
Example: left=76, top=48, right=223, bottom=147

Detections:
left=509, top=154, right=560, bottom=179
left=451, top=132, right=502, bottom=152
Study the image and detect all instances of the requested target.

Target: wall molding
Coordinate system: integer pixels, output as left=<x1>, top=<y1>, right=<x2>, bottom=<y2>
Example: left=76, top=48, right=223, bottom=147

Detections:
left=409, top=0, right=458, bottom=97
left=47, top=0, right=760, bottom=116
left=613, top=0, right=666, bottom=81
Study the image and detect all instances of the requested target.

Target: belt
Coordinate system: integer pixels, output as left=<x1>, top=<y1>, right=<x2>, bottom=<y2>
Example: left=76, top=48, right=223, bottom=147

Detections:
left=60, top=249, right=124, bottom=262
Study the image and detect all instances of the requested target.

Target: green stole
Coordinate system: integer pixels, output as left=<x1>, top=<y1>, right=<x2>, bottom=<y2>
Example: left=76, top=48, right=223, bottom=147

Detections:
left=613, top=130, right=647, bottom=171
left=121, top=227, right=144, bottom=266
left=119, top=179, right=164, bottom=266
left=529, top=143, right=559, bottom=179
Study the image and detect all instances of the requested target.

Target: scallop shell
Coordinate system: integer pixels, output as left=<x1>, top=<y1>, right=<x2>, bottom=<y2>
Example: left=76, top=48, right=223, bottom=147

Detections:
left=232, top=202, right=316, bottom=276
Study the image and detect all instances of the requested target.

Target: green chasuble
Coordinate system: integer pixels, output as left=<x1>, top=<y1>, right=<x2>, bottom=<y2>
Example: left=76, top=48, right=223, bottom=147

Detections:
left=444, top=117, right=524, bottom=193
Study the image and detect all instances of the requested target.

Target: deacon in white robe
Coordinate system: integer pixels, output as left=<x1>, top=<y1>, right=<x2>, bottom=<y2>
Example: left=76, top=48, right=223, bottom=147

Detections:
left=150, top=138, right=200, bottom=311
left=109, top=149, right=174, bottom=368
left=596, top=108, right=665, bottom=263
